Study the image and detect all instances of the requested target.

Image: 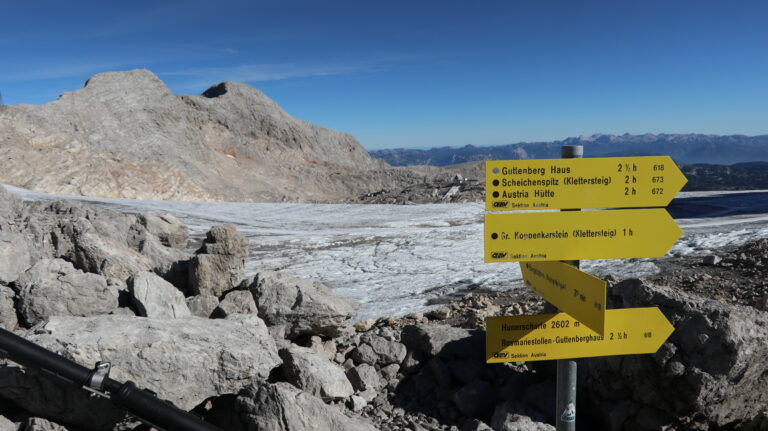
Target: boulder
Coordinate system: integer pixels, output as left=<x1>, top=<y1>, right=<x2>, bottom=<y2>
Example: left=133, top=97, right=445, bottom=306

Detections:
left=350, top=343, right=377, bottom=365
left=235, top=381, right=378, bottom=431
left=213, top=290, right=257, bottom=318
left=401, top=324, right=484, bottom=359
left=348, top=395, right=367, bottom=412
left=136, top=237, right=190, bottom=286
left=0, top=285, right=17, bottom=330
left=352, top=333, right=406, bottom=366
left=0, top=314, right=281, bottom=429
left=346, top=363, right=382, bottom=393
left=188, top=224, right=247, bottom=297
left=137, top=213, right=189, bottom=249
left=246, top=271, right=358, bottom=339
left=15, top=259, right=120, bottom=327
left=0, top=185, right=23, bottom=221
left=0, top=415, right=17, bottom=431
left=307, top=335, right=337, bottom=361
left=490, top=404, right=555, bottom=431
left=581, top=278, right=768, bottom=430
left=186, top=294, right=219, bottom=318
left=188, top=254, right=244, bottom=297
left=279, top=346, right=354, bottom=401
left=0, top=232, right=32, bottom=283
left=20, top=200, right=188, bottom=281
left=61, top=217, right=154, bottom=280
left=197, top=224, right=247, bottom=256
left=128, top=271, right=190, bottom=318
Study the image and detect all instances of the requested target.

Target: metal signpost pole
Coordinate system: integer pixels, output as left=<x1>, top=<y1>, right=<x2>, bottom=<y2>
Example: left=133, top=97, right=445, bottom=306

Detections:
left=556, top=144, right=582, bottom=431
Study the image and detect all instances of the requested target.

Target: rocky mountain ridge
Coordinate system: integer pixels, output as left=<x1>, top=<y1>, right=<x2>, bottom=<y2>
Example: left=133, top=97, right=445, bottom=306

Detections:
left=371, top=133, right=768, bottom=166
left=0, top=69, right=437, bottom=202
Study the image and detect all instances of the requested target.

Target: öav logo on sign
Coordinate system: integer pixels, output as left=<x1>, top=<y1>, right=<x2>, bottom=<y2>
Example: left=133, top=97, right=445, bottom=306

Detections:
left=491, top=252, right=507, bottom=259
left=492, top=201, right=509, bottom=208
left=561, top=403, right=576, bottom=422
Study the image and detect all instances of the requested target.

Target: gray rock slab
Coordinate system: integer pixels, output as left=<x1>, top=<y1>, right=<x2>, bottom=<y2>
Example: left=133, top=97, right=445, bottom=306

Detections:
left=138, top=213, right=189, bottom=249
left=355, top=333, right=407, bottom=366
left=0, top=185, right=23, bottom=221
left=188, top=253, right=244, bottom=297
left=136, top=237, right=190, bottom=284
left=247, top=271, right=358, bottom=339
left=346, top=363, right=382, bottom=393
left=128, top=271, right=190, bottom=318
left=236, top=381, right=378, bottom=431
left=198, top=224, right=247, bottom=256
left=401, top=324, right=484, bottom=359
left=280, top=346, right=354, bottom=401
left=0, top=415, right=17, bottom=431
left=491, top=405, right=555, bottom=431
left=186, top=294, right=219, bottom=318
left=0, top=285, right=17, bottom=330
left=213, top=289, right=257, bottom=318
left=581, top=278, right=768, bottom=430
left=0, top=232, right=32, bottom=284
left=19, top=200, right=189, bottom=281
left=16, top=259, right=120, bottom=327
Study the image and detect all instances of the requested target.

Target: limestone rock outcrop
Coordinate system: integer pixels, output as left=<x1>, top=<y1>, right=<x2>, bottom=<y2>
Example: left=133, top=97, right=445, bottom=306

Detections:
left=245, top=270, right=358, bottom=339
left=188, top=224, right=247, bottom=297
left=580, top=278, right=768, bottom=430
left=128, top=270, right=190, bottom=318
left=235, top=381, right=378, bottom=431
left=0, top=69, right=432, bottom=202
left=15, top=259, right=121, bottom=326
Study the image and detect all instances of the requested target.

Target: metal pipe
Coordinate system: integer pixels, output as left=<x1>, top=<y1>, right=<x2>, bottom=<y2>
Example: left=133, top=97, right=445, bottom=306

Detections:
left=0, top=328, right=221, bottom=431
left=555, top=144, right=582, bottom=431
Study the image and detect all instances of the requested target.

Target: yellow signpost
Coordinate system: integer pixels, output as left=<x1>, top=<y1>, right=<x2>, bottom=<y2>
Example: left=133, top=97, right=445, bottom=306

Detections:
left=520, top=261, right=607, bottom=335
left=483, top=150, right=684, bottom=429
left=485, top=156, right=687, bottom=211
left=485, top=308, right=674, bottom=363
left=484, top=208, right=682, bottom=262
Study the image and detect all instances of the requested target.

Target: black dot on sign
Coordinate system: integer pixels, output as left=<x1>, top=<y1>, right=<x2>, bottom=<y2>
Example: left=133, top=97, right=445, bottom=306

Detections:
left=492, top=191, right=499, bottom=198
left=491, top=233, right=498, bottom=240
left=492, top=179, right=499, bottom=186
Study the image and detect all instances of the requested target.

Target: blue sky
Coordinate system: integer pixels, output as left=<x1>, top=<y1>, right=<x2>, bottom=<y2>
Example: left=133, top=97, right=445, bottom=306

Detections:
left=1, top=1, right=766, bottom=150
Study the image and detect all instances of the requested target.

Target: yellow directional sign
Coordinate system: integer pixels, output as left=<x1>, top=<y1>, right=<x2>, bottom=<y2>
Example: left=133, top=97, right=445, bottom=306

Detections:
left=485, top=156, right=687, bottom=211
left=485, top=307, right=674, bottom=362
left=520, top=261, right=606, bottom=334
left=484, top=208, right=682, bottom=262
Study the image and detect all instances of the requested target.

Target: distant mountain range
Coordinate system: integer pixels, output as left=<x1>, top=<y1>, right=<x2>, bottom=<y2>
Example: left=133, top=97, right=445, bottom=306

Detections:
left=370, top=133, right=768, bottom=166
left=682, top=162, right=768, bottom=191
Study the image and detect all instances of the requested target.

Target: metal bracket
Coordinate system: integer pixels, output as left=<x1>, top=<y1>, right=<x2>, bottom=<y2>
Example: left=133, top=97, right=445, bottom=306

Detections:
left=83, top=361, right=111, bottom=399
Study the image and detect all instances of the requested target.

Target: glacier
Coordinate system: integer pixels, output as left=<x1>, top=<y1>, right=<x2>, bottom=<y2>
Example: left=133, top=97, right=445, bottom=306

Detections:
left=7, top=185, right=768, bottom=320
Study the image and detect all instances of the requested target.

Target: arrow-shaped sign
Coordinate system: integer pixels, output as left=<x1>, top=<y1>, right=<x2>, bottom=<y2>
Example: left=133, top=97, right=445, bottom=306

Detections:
left=485, top=156, right=687, bottom=211
left=520, top=261, right=606, bottom=335
left=484, top=208, right=682, bottom=262
left=485, top=307, right=674, bottom=363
